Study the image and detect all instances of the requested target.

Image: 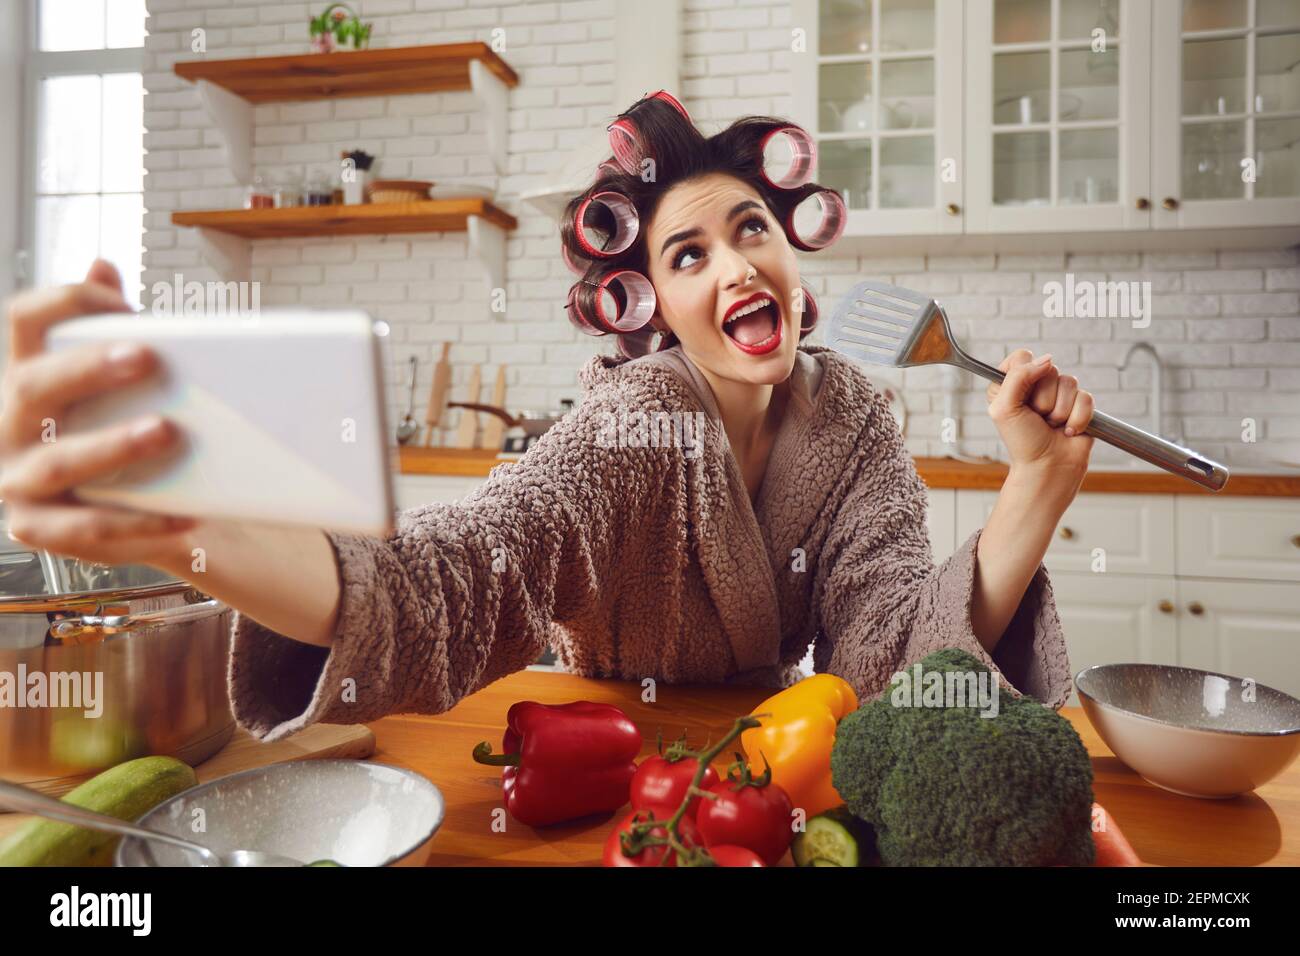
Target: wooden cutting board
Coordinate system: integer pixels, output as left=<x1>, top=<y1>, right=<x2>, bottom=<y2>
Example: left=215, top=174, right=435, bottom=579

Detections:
left=480, top=364, right=508, bottom=451
left=0, top=723, right=375, bottom=842
left=454, top=365, right=482, bottom=449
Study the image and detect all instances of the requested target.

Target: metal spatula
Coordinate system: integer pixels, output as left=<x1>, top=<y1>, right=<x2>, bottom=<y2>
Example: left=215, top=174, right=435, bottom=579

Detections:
left=826, top=279, right=1228, bottom=491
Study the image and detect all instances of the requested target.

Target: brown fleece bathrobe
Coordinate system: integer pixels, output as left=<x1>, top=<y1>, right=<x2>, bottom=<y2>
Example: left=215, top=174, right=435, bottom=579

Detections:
left=228, top=344, right=1074, bottom=741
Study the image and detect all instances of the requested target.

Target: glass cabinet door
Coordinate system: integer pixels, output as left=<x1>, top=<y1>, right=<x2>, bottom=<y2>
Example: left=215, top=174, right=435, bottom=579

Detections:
left=964, top=0, right=1152, bottom=232
left=792, top=0, right=965, bottom=235
left=1151, top=0, right=1300, bottom=228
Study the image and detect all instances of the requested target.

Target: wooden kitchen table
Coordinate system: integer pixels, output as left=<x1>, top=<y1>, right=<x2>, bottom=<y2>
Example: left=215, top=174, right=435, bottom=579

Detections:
left=363, top=670, right=1300, bottom=867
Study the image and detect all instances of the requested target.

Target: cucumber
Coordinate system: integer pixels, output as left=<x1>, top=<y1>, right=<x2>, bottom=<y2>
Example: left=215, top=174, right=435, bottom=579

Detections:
left=0, top=755, right=198, bottom=867
left=792, top=806, right=875, bottom=868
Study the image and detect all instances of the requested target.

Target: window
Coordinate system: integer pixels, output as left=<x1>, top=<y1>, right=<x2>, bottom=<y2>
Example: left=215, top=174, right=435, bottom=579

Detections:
left=25, top=0, right=146, bottom=306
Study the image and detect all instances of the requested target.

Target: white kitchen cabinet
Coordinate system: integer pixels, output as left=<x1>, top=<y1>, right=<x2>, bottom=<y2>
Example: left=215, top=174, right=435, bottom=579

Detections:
left=1044, top=570, right=1178, bottom=706
left=791, top=0, right=967, bottom=236
left=1150, top=0, right=1300, bottom=229
left=792, top=0, right=1300, bottom=240
left=1175, top=577, right=1300, bottom=698
left=394, top=474, right=487, bottom=511
left=926, top=487, right=958, bottom=562
left=964, top=0, right=1152, bottom=233
left=955, top=490, right=1176, bottom=574
left=1176, top=495, right=1300, bottom=582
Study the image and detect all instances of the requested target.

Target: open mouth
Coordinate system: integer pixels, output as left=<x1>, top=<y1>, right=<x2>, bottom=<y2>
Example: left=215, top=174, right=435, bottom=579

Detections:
left=722, top=296, right=782, bottom=354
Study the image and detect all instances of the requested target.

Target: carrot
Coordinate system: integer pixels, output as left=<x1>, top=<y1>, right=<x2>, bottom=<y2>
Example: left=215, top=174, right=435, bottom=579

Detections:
left=1091, top=802, right=1141, bottom=866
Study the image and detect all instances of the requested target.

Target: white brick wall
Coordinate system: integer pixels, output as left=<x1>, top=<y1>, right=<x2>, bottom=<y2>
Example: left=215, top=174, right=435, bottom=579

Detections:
left=143, top=0, right=1300, bottom=468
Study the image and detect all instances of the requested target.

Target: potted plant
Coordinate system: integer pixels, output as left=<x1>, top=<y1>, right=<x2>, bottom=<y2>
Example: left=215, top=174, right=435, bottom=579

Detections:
left=309, top=3, right=372, bottom=53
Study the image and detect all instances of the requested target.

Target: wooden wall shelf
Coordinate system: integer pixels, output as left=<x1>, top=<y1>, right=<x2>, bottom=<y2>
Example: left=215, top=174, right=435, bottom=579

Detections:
left=172, top=198, right=517, bottom=239
left=173, top=42, right=518, bottom=103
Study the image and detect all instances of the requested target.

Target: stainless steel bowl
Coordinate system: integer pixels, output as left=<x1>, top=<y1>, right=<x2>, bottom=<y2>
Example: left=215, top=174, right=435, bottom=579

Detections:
left=115, top=759, right=445, bottom=867
left=0, top=521, right=233, bottom=782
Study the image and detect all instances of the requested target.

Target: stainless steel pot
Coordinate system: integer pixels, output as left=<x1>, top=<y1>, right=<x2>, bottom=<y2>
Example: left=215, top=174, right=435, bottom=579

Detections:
left=0, top=524, right=233, bottom=783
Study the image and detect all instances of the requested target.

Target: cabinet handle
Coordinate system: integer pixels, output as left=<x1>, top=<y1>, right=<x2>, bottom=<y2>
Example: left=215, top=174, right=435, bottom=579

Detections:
left=1158, top=599, right=1174, bottom=614
left=1188, top=601, right=1204, bottom=616
left=1135, top=197, right=1150, bottom=210
left=1058, top=526, right=1075, bottom=540
left=946, top=202, right=960, bottom=216
left=1162, top=197, right=1180, bottom=210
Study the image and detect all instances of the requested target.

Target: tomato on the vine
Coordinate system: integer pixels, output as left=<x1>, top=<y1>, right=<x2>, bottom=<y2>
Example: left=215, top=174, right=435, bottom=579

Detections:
left=630, top=754, right=720, bottom=817
left=602, top=805, right=703, bottom=867
left=706, top=845, right=766, bottom=867
left=695, top=758, right=795, bottom=866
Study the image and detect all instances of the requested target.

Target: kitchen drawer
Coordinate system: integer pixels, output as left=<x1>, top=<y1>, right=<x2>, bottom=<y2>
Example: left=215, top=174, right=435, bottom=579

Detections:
left=1176, top=577, right=1300, bottom=699
left=1045, top=571, right=1179, bottom=707
left=926, top=488, right=956, bottom=564
left=395, top=475, right=486, bottom=510
left=1176, top=497, right=1300, bottom=583
left=956, top=491, right=1175, bottom=576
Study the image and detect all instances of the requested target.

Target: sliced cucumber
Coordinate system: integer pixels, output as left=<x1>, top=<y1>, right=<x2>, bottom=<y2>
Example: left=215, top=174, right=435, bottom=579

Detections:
left=792, top=810, right=862, bottom=868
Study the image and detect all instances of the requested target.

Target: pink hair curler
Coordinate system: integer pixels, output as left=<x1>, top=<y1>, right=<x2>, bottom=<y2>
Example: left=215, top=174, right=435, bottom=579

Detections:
left=796, top=282, right=819, bottom=333
left=606, top=90, right=692, bottom=176
left=758, top=125, right=818, bottom=190
left=573, top=190, right=640, bottom=258
left=565, top=282, right=606, bottom=337
left=562, top=241, right=593, bottom=277
left=784, top=188, right=847, bottom=252
left=590, top=269, right=656, bottom=332
left=615, top=326, right=665, bottom=360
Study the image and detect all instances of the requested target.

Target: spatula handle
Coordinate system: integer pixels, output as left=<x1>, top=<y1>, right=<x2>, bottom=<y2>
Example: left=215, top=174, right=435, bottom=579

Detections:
left=957, top=353, right=1228, bottom=491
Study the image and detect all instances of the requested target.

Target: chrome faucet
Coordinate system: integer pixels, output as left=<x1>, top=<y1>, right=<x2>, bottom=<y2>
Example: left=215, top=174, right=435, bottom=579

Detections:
left=1118, top=342, right=1172, bottom=441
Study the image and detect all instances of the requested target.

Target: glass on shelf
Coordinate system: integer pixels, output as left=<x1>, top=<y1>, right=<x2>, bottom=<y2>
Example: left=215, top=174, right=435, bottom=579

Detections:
left=274, top=173, right=303, bottom=209
left=1259, top=0, right=1300, bottom=28
left=1182, top=0, right=1247, bottom=32
left=993, top=131, right=1049, bottom=205
left=817, top=139, right=873, bottom=209
left=1182, top=37, right=1246, bottom=116
left=243, top=173, right=274, bottom=210
left=1060, top=127, right=1119, bottom=204
left=1254, top=118, right=1300, bottom=198
left=995, top=0, right=1050, bottom=44
left=1256, top=33, right=1300, bottom=114
left=820, top=0, right=871, bottom=55
left=881, top=58, right=934, bottom=128
left=994, top=51, right=1050, bottom=123
left=1060, top=46, right=1119, bottom=121
left=820, top=62, right=874, bottom=133
left=1060, top=0, right=1120, bottom=42
left=880, top=135, right=935, bottom=208
left=880, top=0, right=935, bottom=52
left=1181, top=120, right=1246, bottom=199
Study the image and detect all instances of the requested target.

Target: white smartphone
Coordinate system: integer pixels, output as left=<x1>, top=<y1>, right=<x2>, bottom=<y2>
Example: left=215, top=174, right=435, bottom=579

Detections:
left=45, top=310, right=396, bottom=536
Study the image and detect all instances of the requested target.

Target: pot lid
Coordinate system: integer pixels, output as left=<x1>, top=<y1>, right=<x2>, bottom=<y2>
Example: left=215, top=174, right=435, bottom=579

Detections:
left=0, top=508, right=179, bottom=601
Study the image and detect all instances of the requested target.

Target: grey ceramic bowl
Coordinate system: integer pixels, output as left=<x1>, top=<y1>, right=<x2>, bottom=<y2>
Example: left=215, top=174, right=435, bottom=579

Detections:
left=1075, top=663, right=1300, bottom=798
left=115, top=759, right=445, bottom=866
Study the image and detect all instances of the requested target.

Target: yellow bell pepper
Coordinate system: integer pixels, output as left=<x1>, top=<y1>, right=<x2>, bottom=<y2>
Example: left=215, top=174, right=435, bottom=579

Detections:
left=740, top=674, right=859, bottom=820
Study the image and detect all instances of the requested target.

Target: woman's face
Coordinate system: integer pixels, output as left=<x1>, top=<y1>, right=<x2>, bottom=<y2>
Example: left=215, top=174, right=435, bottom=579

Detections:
left=643, top=172, right=801, bottom=387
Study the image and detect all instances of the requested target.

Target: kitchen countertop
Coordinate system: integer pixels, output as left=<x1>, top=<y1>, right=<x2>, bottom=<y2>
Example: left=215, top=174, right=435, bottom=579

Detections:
left=364, top=670, right=1300, bottom=866
left=396, top=447, right=1300, bottom=497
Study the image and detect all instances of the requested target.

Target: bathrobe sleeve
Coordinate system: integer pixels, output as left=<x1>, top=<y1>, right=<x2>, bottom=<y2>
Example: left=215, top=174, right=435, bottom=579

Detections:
left=226, top=393, right=664, bottom=741
left=811, top=392, right=1074, bottom=711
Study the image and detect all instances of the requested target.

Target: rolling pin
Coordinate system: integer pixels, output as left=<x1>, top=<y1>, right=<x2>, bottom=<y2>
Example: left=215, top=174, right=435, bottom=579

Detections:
left=480, top=365, right=508, bottom=452
left=454, top=365, right=482, bottom=449
left=424, top=342, right=451, bottom=446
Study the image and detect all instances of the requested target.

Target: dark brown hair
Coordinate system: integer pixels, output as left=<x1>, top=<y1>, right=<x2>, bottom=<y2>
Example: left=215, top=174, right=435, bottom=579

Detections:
left=559, top=92, right=841, bottom=358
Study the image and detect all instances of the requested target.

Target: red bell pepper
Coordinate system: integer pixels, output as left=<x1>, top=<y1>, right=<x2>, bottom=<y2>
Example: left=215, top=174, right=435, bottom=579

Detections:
left=472, top=701, right=641, bottom=827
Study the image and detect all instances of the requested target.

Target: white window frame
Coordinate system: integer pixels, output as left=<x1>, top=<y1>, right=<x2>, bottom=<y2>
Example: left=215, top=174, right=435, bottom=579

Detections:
left=20, top=0, right=144, bottom=295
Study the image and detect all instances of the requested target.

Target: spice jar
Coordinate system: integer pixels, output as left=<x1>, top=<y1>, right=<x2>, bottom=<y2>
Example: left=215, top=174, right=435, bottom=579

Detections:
left=273, top=172, right=302, bottom=208
left=243, top=173, right=274, bottom=209
left=303, top=171, right=333, bottom=206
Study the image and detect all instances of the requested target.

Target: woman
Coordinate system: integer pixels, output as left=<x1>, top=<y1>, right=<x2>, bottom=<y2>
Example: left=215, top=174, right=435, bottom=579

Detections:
left=0, top=93, right=1094, bottom=742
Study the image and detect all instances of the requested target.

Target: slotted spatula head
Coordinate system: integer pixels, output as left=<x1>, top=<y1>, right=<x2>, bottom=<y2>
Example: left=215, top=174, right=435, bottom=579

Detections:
left=826, top=279, right=965, bottom=370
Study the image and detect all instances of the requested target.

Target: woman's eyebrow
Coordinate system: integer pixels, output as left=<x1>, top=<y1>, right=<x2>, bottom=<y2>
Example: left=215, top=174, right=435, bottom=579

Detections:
left=659, top=200, right=764, bottom=258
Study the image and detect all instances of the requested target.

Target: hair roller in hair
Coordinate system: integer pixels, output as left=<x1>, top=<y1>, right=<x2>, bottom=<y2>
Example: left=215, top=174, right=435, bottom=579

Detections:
left=590, top=269, right=656, bottom=332
left=784, top=188, right=847, bottom=252
left=615, top=326, right=665, bottom=360
left=562, top=241, right=593, bottom=277
left=573, top=190, right=639, bottom=258
left=565, top=282, right=606, bottom=337
left=606, top=90, right=692, bottom=175
left=758, top=125, right=818, bottom=190
left=796, top=282, right=819, bottom=334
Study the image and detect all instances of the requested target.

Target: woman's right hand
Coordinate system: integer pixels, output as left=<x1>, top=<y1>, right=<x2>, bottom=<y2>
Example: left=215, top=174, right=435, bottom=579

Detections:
left=0, top=258, right=197, bottom=570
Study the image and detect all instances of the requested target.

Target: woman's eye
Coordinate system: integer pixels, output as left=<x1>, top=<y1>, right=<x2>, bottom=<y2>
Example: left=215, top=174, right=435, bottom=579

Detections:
left=672, top=246, right=702, bottom=270
left=741, top=216, right=769, bottom=237
left=670, top=217, right=768, bottom=271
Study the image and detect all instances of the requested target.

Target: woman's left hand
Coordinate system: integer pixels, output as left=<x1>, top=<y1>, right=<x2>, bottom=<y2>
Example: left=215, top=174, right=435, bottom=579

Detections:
left=986, top=349, right=1095, bottom=478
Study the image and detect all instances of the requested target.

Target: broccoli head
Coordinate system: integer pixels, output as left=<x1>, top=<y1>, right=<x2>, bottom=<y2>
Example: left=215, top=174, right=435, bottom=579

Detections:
left=830, top=648, right=1095, bottom=866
